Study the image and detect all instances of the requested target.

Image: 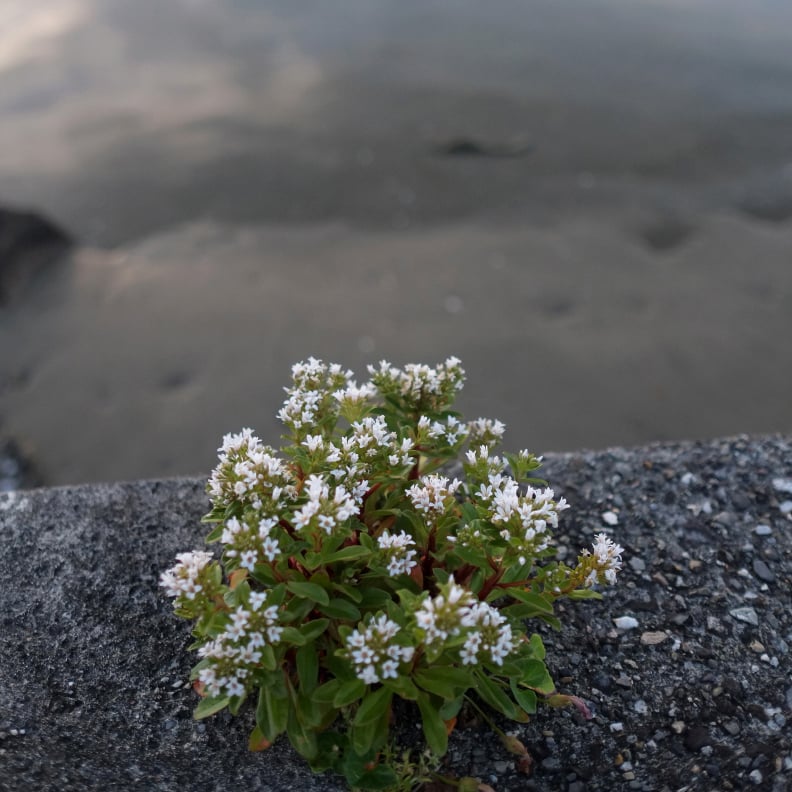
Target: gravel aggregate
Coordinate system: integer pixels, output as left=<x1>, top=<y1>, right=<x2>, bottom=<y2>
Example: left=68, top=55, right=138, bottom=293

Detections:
left=0, top=434, right=790, bottom=791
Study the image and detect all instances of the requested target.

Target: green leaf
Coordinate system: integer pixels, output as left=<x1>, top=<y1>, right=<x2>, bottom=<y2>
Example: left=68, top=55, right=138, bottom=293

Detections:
left=205, top=524, right=223, bottom=542
left=333, top=678, right=366, bottom=708
left=414, top=666, right=473, bottom=699
left=453, top=543, right=489, bottom=566
left=417, top=692, right=448, bottom=756
left=287, top=580, right=330, bottom=606
left=300, top=618, right=330, bottom=642
left=295, top=690, right=325, bottom=728
left=332, top=582, right=364, bottom=603
left=438, top=695, right=464, bottom=721
left=256, top=684, right=289, bottom=741
left=259, top=644, right=277, bottom=671
left=509, top=681, right=537, bottom=714
left=353, top=686, right=392, bottom=727
left=357, top=586, right=392, bottom=609
left=281, top=596, right=315, bottom=623
left=568, top=588, right=603, bottom=600
left=517, top=659, right=555, bottom=693
left=501, top=588, right=555, bottom=614
left=247, top=724, right=272, bottom=752
left=528, top=633, right=546, bottom=660
left=280, top=626, right=308, bottom=646
left=296, top=644, right=319, bottom=694
left=350, top=723, right=375, bottom=756
left=473, top=673, right=518, bottom=719
left=318, top=598, right=362, bottom=621
left=312, top=678, right=341, bottom=704
left=384, top=675, right=420, bottom=700
left=324, top=545, right=371, bottom=563
left=354, top=765, right=399, bottom=790
left=193, top=695, right=229, bottom=720
left=287, top=706, right=318, bottom=760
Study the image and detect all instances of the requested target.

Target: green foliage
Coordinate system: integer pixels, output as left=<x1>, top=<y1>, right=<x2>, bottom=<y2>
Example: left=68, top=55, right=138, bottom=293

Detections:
left=160, top=358, right=623, bottom=790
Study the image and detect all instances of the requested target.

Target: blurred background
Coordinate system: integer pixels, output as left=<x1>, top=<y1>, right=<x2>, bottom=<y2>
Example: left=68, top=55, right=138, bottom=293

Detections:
left=1, top=0, right=791, bottom=488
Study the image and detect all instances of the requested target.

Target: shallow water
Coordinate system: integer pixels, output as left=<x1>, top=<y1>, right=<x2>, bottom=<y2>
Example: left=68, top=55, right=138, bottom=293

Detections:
left=1, top=1, right=792, bottom=485
left=2, top=0, right=792, bottom=243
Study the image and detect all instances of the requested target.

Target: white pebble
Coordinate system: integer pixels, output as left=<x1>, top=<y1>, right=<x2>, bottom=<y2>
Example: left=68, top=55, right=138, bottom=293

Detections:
left=754, top=524, right=772, bottom=536
left=749, top=769, right=763, bottom=785
left=602, top=510, right=619, bottom=526
left=609, top=721, right=624, bottom=732
left=613, top=616, right=639, bottom=630
left=772, top=477, right=792, bottom=494
left=779, top=500, right=792, bottom=514
left=680, top=472, right=695, bottom=486
left=730, top=607, right=759, bottom=626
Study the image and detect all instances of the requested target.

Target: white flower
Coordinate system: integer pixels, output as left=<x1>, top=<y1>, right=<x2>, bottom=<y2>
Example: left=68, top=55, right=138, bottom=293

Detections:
left=261, top=537, right=280, bottom=561
left=378, top=530, right=418, bottom=577
left=345, top=614, right=413, bottom=684
left=240, top=550, right=258, bottom=572
left=303, top=434, right=324, bottom=452
left=159, top=551, right=214, bottom=600
left=586, top=533, right=624, bottom=585
left=226, top=678, right=246, bottom=698
left=407, top=474, right=461, bottom=515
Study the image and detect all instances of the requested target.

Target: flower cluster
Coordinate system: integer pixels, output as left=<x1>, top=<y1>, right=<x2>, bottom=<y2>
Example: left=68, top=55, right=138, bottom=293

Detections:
left=222, top=515, right=281, bottom=571
left=467, top=417, right=506, bottom=447
left=413, top=582, right=516, bottom=667
left=293, top=474, right=359, bottom=535
left=278, top=358, right=353, bottom=436
left=326, top=415, right=413, bottom=483
left=208, top=428, right=294, bottom=509
left=376, top=529, right=418, bottom=576
left=197, top=594, right=283, bottom=698
left=159, top=551, right=215, bottom=601
left=471, top=474, right=570, bottom=564
left=344, top=615, right=415, bottom=685
left=368, top=357, right=465, bottom=411
left=584, top=533, right=625, bottom=585
left=162, top=357, right=624, bottom=789
left=406, top=474, right=462, bottom=517
left=460, top=602, right=515, bottom=666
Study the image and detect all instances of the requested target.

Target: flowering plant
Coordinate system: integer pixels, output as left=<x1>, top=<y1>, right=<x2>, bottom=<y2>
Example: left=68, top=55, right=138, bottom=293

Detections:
left=161, top=357, right=623, bottom=789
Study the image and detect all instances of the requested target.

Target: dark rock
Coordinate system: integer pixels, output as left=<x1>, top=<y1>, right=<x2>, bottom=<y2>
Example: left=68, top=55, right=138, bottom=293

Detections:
left=684, top=725, right=712, bottom=752
left=751, top=558, right=775, bottom=583
left=0, top=206, right=71, bottom=304
left=0, top=437, right=40, bottom=491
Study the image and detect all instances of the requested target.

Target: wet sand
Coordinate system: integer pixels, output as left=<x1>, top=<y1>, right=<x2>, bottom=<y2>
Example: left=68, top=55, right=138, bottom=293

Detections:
left=1, top=0, right=792, bottom=484
left=2, top=210, right=790, bottom=486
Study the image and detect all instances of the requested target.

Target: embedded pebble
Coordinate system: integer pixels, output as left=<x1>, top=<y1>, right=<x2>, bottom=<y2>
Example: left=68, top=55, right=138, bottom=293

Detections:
left=602, top=510, right=619, bottom=526
left=614, top=616, right=639, bottom=630
left=729, top=607, right=759, bottom=626
left=780, top=500, right=792, bottom=514
left=754, top=524, right=772, bottom=536
left=640, top=631, right=668, bottom=645
left=633, top=699, right=648, bottom=715
left=752, top=559, right=775, bottom=583
left=628, top=557, right=646, bottom=573
left=609, top=722, right=624, bottom=733
left=749, top=769, right=763, bottom=785
left=772, top=477, right=792, bottom=494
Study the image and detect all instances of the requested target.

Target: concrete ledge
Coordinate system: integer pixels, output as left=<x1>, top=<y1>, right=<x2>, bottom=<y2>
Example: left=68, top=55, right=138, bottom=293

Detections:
left=2, top=436, right=790, bottom=791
